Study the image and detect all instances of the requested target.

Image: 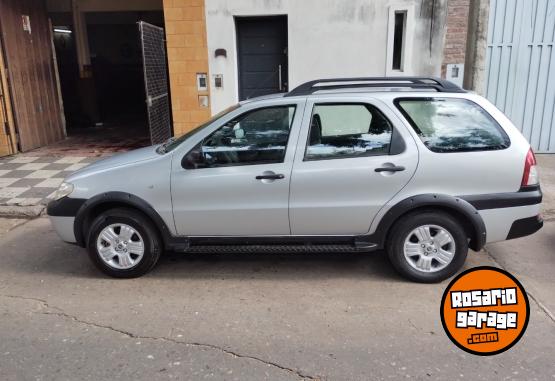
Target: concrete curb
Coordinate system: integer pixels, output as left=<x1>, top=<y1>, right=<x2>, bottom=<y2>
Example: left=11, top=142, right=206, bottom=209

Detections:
left=0, top=205, right=46, bottom=218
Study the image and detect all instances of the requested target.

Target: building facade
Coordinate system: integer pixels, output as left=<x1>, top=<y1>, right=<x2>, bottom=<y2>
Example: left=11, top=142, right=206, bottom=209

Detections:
left=0, top=0, right=482, bottom=157
left=165, top=0, right=458, bottom=137
left=203, top=0, right=449, bottom=114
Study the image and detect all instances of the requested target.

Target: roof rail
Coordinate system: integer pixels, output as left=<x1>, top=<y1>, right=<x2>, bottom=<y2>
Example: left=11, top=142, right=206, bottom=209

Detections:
left=285, top=77, right=465, bottom=97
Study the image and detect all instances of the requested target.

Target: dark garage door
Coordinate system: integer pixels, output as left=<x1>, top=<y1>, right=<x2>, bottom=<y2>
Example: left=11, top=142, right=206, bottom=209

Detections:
left=236, top=16, right=288, bottom=101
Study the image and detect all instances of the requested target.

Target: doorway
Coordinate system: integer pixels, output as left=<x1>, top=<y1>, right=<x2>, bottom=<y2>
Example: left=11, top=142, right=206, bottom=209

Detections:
left=236, top=16, right=288, bottom=101
left=50, top=11, right=165, bottom=151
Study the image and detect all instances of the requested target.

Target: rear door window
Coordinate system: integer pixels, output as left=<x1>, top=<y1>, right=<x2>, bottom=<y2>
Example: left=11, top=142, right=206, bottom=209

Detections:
left=395, top=98, right=510, bottom=152
left=305, top=104, right=393, bottom=160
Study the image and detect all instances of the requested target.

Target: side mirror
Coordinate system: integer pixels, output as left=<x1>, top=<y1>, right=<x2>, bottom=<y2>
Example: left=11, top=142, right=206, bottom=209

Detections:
left=181, top=145, right=207, bottom=169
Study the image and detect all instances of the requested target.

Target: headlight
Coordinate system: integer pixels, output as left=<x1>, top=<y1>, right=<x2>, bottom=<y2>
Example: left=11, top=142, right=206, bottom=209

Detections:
left=53, top=182, right=74, bottom=200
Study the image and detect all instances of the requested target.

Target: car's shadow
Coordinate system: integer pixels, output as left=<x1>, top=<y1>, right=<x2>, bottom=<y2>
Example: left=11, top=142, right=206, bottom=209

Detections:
left=151, top=249, right=402, bottom=281
left=0, top=221, right=404, bottom=282
left=9, top=243, right=403, bottom=283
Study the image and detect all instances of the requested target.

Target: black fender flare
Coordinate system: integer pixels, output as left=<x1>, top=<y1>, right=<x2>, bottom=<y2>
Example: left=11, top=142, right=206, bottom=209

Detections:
left=73, top=192, right=175, bottom=248
left=368, top=194, right=487, bottom=251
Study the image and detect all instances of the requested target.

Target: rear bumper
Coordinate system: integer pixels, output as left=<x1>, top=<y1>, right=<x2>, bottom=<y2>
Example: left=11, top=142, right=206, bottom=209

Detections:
left=460, top=186, right=543, bottom=244
left=460, top=187, right=542, bottom=210
left=507, top=214, right=543, bottom=240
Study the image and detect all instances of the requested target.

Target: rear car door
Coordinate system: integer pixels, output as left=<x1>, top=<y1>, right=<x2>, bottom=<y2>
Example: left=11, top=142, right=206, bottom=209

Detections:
left=289, top=97, right=418, bottom=235
left=171, top=99, right=305, bottom=236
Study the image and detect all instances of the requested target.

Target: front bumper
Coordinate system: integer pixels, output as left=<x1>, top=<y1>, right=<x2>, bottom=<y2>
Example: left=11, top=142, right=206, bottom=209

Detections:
left=47, top=197, right=86, bottom=244
left=46, top=197, right=86, bottom=217
left=49, top=215, right=77, bottom=243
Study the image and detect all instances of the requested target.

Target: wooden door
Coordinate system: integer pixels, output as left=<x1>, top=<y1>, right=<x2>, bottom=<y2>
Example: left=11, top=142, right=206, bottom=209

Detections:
left=0, top=36, right=17, bottom=156
left=0, top=0, right=65, bottom=152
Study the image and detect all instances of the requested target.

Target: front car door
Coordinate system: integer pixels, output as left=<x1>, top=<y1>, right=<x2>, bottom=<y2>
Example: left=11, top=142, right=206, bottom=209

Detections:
left=289, top=97, right=418, bottom=235
left=171, top=98, right=306, bottom=236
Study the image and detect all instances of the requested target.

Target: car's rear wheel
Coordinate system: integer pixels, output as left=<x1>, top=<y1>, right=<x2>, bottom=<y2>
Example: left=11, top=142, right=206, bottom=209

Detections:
left=386, top=211, right=468, bottom=283
left=87, top=208, right=162, bottom=278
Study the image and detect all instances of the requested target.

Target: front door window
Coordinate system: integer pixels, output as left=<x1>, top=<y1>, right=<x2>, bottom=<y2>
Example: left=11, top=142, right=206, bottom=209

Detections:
left=183, top=106, right=296, bottom=169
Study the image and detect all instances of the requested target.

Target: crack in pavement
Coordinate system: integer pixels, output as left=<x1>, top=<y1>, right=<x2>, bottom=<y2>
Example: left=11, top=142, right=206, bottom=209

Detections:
left=481, top=248, right=555, bottom=325
left=1, top=294, right=320, bottom=380
left=525, top=291, right=555, bottom=324
left=2, top=294, right=64, bottom=312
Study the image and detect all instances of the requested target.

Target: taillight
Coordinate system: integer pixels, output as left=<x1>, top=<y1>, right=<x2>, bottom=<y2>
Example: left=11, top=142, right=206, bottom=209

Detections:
left=521, top=148, right=539, bottom=187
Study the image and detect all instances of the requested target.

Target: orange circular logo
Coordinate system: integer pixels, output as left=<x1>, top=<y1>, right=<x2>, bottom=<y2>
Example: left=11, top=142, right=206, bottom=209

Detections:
left=440, top=267, right=529, bottom=356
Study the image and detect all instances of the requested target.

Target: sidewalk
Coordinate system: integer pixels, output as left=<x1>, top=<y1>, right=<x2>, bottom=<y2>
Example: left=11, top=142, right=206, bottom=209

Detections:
left=0, top=155, right=99, bottom=210
left=0, top=123, right=150, bottom=216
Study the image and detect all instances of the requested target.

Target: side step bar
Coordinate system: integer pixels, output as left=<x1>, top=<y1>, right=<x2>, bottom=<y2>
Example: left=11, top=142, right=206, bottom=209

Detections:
left=182, top=243, right=378, bottom=254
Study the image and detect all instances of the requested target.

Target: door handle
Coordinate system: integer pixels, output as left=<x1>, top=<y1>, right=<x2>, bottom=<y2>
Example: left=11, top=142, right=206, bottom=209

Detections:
left=256, top=173, right=285, bottom=180
left=375, top=166, right=406, bottom=173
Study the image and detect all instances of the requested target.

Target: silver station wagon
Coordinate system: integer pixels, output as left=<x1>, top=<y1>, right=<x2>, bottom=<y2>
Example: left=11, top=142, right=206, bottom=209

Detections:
left=47, top=77, right=543, bottom=282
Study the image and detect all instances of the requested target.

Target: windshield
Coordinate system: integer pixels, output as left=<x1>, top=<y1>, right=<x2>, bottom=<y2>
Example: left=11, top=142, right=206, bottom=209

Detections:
left=157, top=104, right=241, bottom=154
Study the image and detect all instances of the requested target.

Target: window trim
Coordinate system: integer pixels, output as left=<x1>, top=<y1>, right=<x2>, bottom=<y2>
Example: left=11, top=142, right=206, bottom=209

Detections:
left=303, top=102, right=396, bottom=162
left=183, top=104, right=298, bottom=169
left=386, top=5, right=414, bottom=75
left=393, top=97, right=512, bottom=153
left=392, top=10, right=407, bottom=71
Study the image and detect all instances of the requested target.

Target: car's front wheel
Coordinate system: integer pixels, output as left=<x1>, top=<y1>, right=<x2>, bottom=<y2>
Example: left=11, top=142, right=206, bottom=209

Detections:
left=386, top=211, right=468, bottom=283
left=87, top=208, right=162, bottom=278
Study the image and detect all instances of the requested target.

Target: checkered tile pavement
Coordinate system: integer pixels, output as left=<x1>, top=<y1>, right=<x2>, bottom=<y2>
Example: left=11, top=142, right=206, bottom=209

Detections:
left=0, top=155, right=100, bottom=206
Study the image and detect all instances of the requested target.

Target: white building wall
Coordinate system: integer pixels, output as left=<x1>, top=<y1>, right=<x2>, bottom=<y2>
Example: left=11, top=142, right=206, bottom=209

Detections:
left=205, top=0, right=447, bottom=114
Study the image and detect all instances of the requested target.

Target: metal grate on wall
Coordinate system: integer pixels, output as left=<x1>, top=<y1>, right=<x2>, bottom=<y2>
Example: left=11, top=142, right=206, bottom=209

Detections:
left=139, top=21, right=172, bottom=145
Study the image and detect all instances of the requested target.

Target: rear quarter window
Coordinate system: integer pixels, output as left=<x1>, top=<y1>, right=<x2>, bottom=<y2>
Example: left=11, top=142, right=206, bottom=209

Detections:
left=395, top=98, right=510, bottom=153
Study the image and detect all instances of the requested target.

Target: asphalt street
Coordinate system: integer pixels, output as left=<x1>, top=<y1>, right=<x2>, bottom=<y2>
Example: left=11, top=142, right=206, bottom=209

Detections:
left=0, top=215, right=554, bottom=381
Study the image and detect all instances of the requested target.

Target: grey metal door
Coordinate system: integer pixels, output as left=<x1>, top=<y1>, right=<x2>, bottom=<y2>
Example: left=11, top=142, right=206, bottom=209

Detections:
left=236, top=16, right=288, bottom=101
left=485, top=0, right=555, bottom=153
left=139, top=21, right=172, bottom=145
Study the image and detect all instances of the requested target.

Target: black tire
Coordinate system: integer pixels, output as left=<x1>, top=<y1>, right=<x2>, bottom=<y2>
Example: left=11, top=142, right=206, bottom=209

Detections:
left=386, top=211, right=468, bottom=283
left=87, top=208, right=162, bottom=278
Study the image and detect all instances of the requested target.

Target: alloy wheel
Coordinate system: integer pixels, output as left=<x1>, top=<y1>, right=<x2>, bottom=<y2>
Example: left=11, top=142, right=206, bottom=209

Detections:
left=403, top=224, right=456, bottom=273
left=96, top=224, right=145, bottom=270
